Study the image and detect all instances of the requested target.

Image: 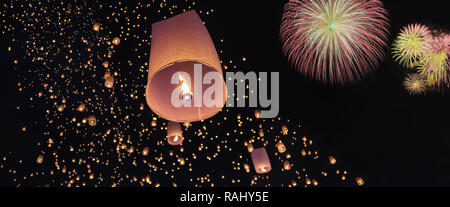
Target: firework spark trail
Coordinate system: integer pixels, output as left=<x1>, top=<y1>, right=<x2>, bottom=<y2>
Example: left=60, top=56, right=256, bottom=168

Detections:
left=280, top=0, right=390, bottom=85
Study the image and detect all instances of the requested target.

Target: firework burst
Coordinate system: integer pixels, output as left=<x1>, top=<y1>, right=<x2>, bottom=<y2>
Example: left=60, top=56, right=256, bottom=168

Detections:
left=417, top=34, right=450, bottom=86
left=403, top=73, right=427, bottom=95
left=280, top=0, right=390, bottom=85
left=392, top=24, right=431, bottom=69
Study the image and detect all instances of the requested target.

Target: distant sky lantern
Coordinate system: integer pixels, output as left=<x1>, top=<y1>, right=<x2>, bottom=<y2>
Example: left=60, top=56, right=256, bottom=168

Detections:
left=112, top=37, right=120, bottom=45
left=356, top=177, right=365, bottom=186
left=57, top=104, right=65, bottom=112
left=145, top=10, right=226, bottom=123
left=329, top=156, right=337, bottom=165
left=281, top=125, right=288, bottom=135
left=276, top=141, right=286, bottom=153
left=251, top=147, right=272, bottom=174
left=301, top=149, right=306, bottom=157
left=258, top=129, right=264, bottom=137
left=103, top=61, right=109, bottom=68
left=247, top=142, right=254, bottom=153
left=167, top=121, right=183, bottom=146
left=151, top=118, right=157, bottom=127
left=142, top=147, right=149, bottom=156
left=254, top=110, right=261, bottom=119
left=93, top=22, right=101, bottom=31
left=104, top=72, right=114, bottom=88
left=283, top=160, right=291, bottom=171
left=77, top=103, right=86, bottom=112
left=36, top=154, right=44, bottom=164
left=88, top=115, right=97, bottom=126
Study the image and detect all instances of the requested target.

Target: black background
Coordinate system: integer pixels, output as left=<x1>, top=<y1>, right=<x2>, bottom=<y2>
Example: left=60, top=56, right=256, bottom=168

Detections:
left=1, top=0, right=450, bottom=187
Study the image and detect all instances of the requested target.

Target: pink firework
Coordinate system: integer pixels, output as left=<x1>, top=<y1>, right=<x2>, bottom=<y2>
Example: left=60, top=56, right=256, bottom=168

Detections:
left=280, top=0, right=390, bottom=85
left=418, top=33, right=450, bottom=87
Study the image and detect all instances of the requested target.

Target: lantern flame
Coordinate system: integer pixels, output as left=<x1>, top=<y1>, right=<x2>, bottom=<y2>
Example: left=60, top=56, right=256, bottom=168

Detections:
left=179, top=75, right=193, bottom=102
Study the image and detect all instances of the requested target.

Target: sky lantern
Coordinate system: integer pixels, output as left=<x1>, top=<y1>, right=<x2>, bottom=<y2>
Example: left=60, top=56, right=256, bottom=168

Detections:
left=103, top=61, right=109, bottom=68
left=36, top=154, right=44, bottom=164
left=251, top=147, right=272, bottom=174
left=356, top=177, right=365, bottom=186
left=254, top=110, right=261, bottom=119
left=88, top=115, right=97, bottom=126
left=247, top=142, right=254, bottom=153
left=329, top=156, right=337, bottom=165
left=145, top=10, right=226, bottom=123
left=142, top=147, right=149, bottom=156
left=104, top=72, right=114, bottom=88
left=276, top=141, right=286, bottom=153
left=281, top=125, right=288, bottom=135
left=167, top=121, right=183, bottom=146
left=258, top=129, right=264, bottom=137
left=151, top=117, right=157, bottom=127
left=77, top=103, right=86, bottom=112
left=283, top=160, right=291, bottom=171
left=93, top=22, right=101, bottom=31
left=112, top=37, right=120, bottom=45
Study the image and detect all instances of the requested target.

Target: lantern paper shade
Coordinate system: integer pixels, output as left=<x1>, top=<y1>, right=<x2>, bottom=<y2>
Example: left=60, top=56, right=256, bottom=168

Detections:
left=167, top=121, right=183, bottom=145
left=251, top=147, right=272, bottom=174
left=145, top=10, right=226, bottom=123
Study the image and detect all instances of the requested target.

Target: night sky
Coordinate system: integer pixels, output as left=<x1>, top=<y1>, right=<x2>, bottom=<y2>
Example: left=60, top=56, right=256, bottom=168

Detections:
left=1, top=0, right=450, bottom=187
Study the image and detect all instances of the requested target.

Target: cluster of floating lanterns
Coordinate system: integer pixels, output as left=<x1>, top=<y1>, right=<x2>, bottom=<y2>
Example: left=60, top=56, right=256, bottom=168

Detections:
left=0, top=1, right=365, bottom=187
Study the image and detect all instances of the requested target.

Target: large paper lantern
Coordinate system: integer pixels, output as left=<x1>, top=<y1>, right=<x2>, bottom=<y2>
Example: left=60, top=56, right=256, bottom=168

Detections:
left=167, top=121, right=183, bottom=146
left=251, top=147, right=272, bottom=174
left=145, top=10, right=226, bottom=123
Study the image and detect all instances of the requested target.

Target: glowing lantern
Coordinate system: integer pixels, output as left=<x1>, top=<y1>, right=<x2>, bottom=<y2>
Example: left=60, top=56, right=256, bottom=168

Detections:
left=312, top=179, right=318, bottom=186
left=103, top=61, right=109, bottom=68
left=243, top=163, right=250, bottom=173
left=145, top=10, right=226, bottom=123
left=151, top=118, right=157, bottom=127
left=93, top=22, right=101, bottom=31
left=254, top=110, right=261, bottom=119
left=178, top=157, right=185, bottom=165
left=281, top=125, right=288, bottom=135
left=251, top=147, right=272, bottom=174
left=283, top=160, right=291, bottom=171
left=128, top=146, right=135, bottom=154
left=112, top=37, right=120, bottom=45
left=104, top=72, right=114, bottom=88
left=36, top=154, right=44, bottom=164
left=142, top=147, right=149, bottom=156
left=167, top=121, right=183, bottom=146
left=329, top=156, right=337, bottom=165
left=301, top=149, right=306, bottom=156
left=77, top=103, right=86, bottom=112
left=356, top=177, right=365, bottom=186
left=305, top=178, right=311, bottom=185
left=276, top=141, right=286, bottom=153
left=258, top=129, right=264, bottom=137
left=88, top=115, right=97, bottom=126
left=57, top=105, right=65, bottom=112
left=247, top=143, right=254, bottom=153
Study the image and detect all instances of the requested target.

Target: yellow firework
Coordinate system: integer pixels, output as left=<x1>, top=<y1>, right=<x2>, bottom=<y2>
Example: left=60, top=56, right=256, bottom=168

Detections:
left=392, top=24, right=431, bottom=69
left=404, top=73, right=427, bottom=95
